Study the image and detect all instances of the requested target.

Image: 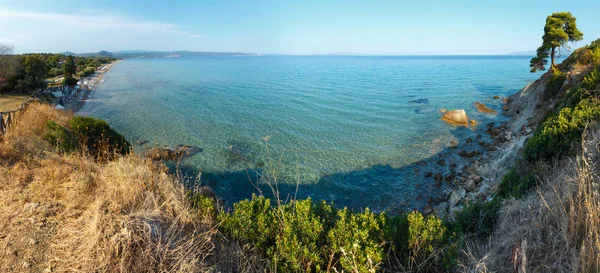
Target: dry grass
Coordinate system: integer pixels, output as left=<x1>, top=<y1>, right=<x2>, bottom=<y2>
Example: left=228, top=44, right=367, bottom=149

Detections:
left=0, top=95, right=30, bottom=112
left=459, top=125, right=600, bottom=272
left=0, top=103, right=265, bottom=272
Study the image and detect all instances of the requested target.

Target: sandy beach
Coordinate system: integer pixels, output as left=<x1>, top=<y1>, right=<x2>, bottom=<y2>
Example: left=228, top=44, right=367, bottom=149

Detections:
left=62, top=60, right=121, bottom=112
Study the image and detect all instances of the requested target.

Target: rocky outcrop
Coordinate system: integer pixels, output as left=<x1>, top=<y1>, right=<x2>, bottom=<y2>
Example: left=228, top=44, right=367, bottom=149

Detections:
left=474, top=102, right=497, bottom=114
left=146, top=145, right=203, bottom=161
left=441, top=109, right=469, bottom=126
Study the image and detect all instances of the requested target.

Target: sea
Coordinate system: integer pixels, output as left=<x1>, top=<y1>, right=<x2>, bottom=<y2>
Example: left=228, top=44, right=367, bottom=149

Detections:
left=80, top=55, right=544, bottom=212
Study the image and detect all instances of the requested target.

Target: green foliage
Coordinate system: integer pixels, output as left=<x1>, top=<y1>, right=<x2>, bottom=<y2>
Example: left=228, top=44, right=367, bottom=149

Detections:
left=497, top=169, right=537, bottom=198
left=43, top=121, right=76, bottom=152
left=405, top=211, right=450, bottom=269
left=220, top=195, right=454, bottom=272
left=453, top=198, right=501, bottom=238
left=44, top=116, right=131, bottom=156
left=327, top=207, right=386, bottom=272
left=524, top=98, right=600, bottom=161
left=68, top=116, right=131, bottom=156
left=546, top=68, right=566, bottom=97
left=531, top=12, right=583, bottom=72
left=190, top=194, right=217, bottom=220
left=80, top=67, right=96, bottom=78
left=220, top=195, right=277, bottom=251
left=1, top=52, right=116, bottom=93
left=581, top=68, right=600, bottom=90
left=274, top=199, right=327, bottom=271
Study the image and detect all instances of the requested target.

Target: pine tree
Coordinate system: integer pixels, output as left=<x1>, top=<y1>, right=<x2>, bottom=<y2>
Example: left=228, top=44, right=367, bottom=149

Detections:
left=530, top=12, right=583, bottom=72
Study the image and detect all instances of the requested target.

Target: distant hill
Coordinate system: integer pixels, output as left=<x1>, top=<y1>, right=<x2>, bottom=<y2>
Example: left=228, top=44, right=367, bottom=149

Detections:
left=59, top=50, right=260, bottom=59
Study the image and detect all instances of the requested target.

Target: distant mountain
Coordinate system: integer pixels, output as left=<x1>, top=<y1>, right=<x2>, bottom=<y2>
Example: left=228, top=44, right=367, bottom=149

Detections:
left=506, top=50, right=536, bottom=56
left=59, top=50, right=260, bottom=59
left=59, top=51, right=77, bottom=56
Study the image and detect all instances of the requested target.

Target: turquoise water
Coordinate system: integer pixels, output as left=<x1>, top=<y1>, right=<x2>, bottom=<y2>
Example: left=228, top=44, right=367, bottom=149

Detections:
left=80, top=56, right=542, bottom=212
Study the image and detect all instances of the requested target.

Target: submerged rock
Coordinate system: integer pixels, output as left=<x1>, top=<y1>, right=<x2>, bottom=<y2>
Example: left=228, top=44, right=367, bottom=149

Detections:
left=135, top=140, right=149, bottom=145
left=409, top=98, right=429, bottom=104
left=474, top=102, right=497, bottom=114
left=441, top=109, right=469, bottom=126
left=147, top=145, right=203, bottom=161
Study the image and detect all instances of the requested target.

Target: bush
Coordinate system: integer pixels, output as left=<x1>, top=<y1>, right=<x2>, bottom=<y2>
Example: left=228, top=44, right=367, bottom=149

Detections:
left=497, top=169, right=537, bottom=198
left=546, top=68, right=566, bottom=98
left=44, top=116, right=131, bottom=156
left=220, top=195, right=454, bottom=272
left=43, top=121, right=76, bottom=152
left=68, top=116, right=130, bottom=156
left=524, top=98, right=600, bottom=161
left=327, top=207, right=386, bottom=272
left=581, top=68, right=600, bottom=90
left=453, top=198, right=501, bottom=238
left=405, top=211, right=452, bottom=270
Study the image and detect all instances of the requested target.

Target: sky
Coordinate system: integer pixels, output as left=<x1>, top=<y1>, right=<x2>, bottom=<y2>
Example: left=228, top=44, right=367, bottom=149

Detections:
left=1, top=0, right=600, bottom=55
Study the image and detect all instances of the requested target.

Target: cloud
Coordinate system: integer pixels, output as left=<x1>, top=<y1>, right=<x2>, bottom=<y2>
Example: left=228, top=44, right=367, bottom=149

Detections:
left=0, top=8, right=203, bottom=52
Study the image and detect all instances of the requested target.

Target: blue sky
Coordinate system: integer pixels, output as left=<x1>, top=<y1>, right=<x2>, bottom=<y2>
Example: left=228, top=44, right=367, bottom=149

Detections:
left=1, top=0, right=600, bottom=55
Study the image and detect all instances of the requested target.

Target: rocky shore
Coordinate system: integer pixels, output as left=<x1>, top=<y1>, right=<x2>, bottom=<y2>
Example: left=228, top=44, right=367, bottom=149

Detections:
left=427, top=78, right=549, bottom=219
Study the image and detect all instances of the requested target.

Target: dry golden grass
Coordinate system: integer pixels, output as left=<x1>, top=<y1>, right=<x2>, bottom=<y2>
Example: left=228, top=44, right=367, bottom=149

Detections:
left=0, top=103, right=265, bottom=272
left=459, top=125, right=600, bottom=272
left=0, top=95, right=30, bottom=112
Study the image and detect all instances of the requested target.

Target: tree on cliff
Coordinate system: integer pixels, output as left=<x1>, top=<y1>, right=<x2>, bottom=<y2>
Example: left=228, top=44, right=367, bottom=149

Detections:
left=530, top=12, right=583, bottom=72
left=63, top=55, right=77, bottom=86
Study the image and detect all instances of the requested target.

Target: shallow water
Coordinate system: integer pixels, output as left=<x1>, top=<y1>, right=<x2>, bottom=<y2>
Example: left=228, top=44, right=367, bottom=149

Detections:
left=80, top=55, right=542, bottom=211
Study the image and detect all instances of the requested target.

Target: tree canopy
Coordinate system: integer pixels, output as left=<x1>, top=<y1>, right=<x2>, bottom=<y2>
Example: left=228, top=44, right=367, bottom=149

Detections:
left=530, top=12, right=583, bottom=72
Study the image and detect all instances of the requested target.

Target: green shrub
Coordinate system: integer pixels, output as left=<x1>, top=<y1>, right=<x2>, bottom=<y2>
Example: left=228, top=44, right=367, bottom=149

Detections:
left=68, top=116, right=130, bottom=155
left=581, top=68, right=600, bottom=90
left=453, top=198, right=501, bottom=238
left=497, top=169, right=537, bottom=198
left=524, top=98, right=600, bottom=161
left=546, top=69, right=566, bottom=98
left=274, top=199, right=327, bottom=271
left=190, top=194, right=217, bottom=221
left=220, top=196, right=454, bottom=272
left=327, top=207, right=386, bottom=272
left=43, top=121, right=76, bottom=152
left=220, top=195, right=277, bottom=251
left=44, top=116, right=131, bottom=157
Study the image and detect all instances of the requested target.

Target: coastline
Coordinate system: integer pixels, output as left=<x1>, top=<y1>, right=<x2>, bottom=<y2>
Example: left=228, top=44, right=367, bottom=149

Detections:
left=64, top=60, right=121, bottom=112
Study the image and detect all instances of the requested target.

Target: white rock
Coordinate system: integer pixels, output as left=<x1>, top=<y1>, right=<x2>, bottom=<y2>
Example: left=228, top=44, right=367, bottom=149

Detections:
left=449, top=188, right=466, bottom=208
left=24, top=202, right=39, bottom=212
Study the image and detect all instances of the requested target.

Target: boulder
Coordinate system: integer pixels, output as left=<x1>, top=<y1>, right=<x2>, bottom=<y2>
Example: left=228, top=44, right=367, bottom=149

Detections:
left=434, top=202, right=449, bottom=219
left=465, top=179, right=476, bottom=192
left=449, top=188, right=466, bottom=208
left=423, top=204, right=433, bottom=215
left=441, top=109, right=469, bottom=126
left=437, top=159, right=446, bottom=166
left=468, top=174, right=483, bottom=184
left=466, top=150, right=481, bottom=158
left=474, top=102, right=497, bottom=114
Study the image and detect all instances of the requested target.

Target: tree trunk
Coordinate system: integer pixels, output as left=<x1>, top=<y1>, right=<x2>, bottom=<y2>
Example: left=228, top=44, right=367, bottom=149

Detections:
left=551, top=47, right=556, bottom=68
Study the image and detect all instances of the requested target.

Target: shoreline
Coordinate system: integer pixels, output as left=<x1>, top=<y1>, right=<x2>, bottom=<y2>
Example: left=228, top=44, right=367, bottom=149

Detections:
left=63, top=60, right=121, bottom=112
